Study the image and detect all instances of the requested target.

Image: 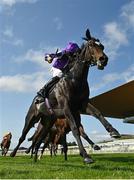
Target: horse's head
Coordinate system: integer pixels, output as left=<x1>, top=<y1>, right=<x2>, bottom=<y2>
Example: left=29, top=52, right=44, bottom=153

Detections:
left=81, top=29, right=108, bottom=70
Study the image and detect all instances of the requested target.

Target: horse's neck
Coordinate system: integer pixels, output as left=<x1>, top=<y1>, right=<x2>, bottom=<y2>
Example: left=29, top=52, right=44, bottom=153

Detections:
left=71, top=60, right=89, bottom=82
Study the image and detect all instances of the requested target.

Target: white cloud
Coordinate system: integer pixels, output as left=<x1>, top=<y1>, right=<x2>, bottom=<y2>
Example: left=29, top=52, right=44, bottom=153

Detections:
left=2, top=37, right=24, bottom=46
left=122, top=64, right=134, bottom=82
left=0, top=0, right=39, bottom=13
left=103, top=22, right=128, bottom=59
left=91, top=64, right=134, bottom=92
left=53, top=17, right=63, bottom=31
left=1, top=26, right=24, bottom=46
left=12, top=39, right=23, bottom=46
left=0, top=72, right=50, bottom=93
left=13, top=46, right=59, bottom=67
left=0, top=0, right=38, bottom=7
left=13, top=49, right=44, bottom=66
left=104, top=22, right=128, bottom=45
left=3, top=26, right=13, bottom=38
left=0, top=46, right=59, bottom=93
left=121, top=0, right=134, bottom=30
left=1, top=47, right=61, bottom=93
left=103, top=1, right=134, bottom=60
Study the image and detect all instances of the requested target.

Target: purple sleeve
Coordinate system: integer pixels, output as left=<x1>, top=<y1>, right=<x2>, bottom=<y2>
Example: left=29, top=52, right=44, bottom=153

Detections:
left=52, top=58, right=69, bottom=70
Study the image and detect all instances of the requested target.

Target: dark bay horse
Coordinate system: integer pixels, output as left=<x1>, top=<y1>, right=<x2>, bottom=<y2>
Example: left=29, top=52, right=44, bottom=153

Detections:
left=11, top=29, right=120, bottom=163
left=1, top=132, right=12, bottom=156
left=25, top=118, right=100, bottom=160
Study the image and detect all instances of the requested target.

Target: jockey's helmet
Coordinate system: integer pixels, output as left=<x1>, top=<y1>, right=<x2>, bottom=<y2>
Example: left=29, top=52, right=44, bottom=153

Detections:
left=4, top=132, right=11, bottom=136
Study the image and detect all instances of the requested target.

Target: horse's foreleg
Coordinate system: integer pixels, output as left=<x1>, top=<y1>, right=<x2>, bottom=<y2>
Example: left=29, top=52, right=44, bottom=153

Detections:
left=30, top=126, right=45, bottom=158
left=34, top=119, right=55, bottom=162
left=39, top=138, right=49, bottom=160
left=81, top=101, right=121, bottom=138
left=38, top=143, right=47, bottom=160
left=4, top=148, right=8, bottom=156
left=64, top=104, right=93, bottom=164
left=53, top=133, right=61, bottom=156
left=61, top=133, right=68, bottom=160
left=50, top=144, right=53, bottom=157
left=10, top=114, right=39, bottom=157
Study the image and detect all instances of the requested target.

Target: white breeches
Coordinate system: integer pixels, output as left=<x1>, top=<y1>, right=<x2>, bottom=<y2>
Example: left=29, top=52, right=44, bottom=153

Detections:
left=51, top=67, right=63, bottom=77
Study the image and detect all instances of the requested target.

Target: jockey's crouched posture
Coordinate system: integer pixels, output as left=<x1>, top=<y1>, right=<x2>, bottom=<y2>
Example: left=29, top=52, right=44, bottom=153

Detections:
left=36, top=42, right=80, bottom=103
left=3, top=132, right=12, bottom=140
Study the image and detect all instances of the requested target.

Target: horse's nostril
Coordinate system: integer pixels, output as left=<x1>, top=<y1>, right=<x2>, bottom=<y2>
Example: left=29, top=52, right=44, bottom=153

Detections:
left=99, top=56, right=104, bottom=61
left=99, top=56, right=108, bottom=66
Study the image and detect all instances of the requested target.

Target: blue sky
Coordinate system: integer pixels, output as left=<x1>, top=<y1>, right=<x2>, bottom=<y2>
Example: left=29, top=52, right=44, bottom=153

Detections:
left=0, top=0, right=134, bottom=148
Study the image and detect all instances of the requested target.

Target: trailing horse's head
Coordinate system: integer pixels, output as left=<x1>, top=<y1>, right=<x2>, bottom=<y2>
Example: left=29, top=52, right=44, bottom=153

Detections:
left=81, top=29, right=108, bottom=70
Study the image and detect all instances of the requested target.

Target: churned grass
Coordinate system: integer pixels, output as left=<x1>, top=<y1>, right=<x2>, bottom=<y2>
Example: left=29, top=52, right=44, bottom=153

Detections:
left=0, top=153, right=134, bottom=179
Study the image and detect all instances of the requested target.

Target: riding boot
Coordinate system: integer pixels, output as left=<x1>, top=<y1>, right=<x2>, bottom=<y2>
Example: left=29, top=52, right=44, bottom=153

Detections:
left=37, top=76, right=60, bottom=98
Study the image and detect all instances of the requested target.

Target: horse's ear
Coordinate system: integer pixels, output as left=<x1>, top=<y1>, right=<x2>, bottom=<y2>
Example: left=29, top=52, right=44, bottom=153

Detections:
left=86, top=29, right=91, bottom=40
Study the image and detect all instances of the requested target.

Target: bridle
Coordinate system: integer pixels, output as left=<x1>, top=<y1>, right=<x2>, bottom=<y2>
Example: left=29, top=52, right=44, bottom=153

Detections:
left=81, top=39, right=105, bottom=67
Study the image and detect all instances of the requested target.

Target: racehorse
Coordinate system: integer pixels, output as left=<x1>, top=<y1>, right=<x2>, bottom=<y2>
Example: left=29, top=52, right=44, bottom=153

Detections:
left=11, top=29, right=120, bottom=164
left=1, top=132, right=12, bottom=156
left=26, top=121, right=67, bottom=159
left=25, top=118, right=100, bottom=160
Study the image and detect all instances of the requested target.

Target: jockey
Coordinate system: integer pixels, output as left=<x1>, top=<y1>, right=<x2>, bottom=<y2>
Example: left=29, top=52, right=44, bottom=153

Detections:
left=3, top=132, right=12, bottom=140
left=37, top=42, right=80, bottom=100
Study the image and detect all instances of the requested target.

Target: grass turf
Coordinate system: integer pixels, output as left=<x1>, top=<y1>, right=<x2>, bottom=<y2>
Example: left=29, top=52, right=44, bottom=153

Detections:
left=0, top=153, right=134, bottom=179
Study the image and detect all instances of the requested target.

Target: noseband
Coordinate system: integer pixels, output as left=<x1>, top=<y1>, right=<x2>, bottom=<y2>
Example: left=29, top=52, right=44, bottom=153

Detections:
left=79, top=41, right=97, bottom=66
left=83, top=40, right=105, bottom=67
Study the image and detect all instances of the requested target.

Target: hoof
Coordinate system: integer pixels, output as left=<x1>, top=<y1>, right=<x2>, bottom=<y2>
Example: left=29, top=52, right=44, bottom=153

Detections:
left=93, top=144, right=101, bottom=150
left=25, top=149, right=30, bottom=154
left=10, top=151, right=15, bottom=157
left=110, top=131, right=121, bottom=138
left=84, top=157, right=94, bottom=164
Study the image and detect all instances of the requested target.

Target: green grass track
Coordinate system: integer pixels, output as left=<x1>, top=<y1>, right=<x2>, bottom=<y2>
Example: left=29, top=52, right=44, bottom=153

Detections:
left=0, top=153, right=134, bottom=179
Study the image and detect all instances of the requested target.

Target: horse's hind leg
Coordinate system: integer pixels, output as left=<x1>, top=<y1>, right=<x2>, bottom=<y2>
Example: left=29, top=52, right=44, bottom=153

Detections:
left=25, top=145, right=32, bottom=154
left=79, top=125, right=100, bottom=150
left=82, top=101, right=121, bottom=138
left=64, top=104, right=93, bottom=164
left=10, top=110, right=40, bottom=157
